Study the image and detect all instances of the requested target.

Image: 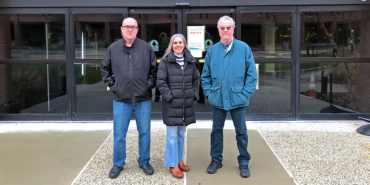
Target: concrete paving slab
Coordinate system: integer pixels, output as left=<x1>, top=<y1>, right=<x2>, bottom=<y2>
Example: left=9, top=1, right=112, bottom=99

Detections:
left=186, top=129, right=295, bottom=185
left=72, top=125, right=187, bottom=185
left=0, top=131, right=111, bottom=185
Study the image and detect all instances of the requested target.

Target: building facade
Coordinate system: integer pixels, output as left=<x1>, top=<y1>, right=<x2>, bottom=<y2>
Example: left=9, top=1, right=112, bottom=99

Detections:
left=0, top=0, right=369, bottom=120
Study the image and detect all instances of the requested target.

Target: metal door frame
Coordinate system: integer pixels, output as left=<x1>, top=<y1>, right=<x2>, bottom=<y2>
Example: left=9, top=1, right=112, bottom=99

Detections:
left=238, top=6, right=297, bottom=120
left=0, top=8, right=70, bottom=120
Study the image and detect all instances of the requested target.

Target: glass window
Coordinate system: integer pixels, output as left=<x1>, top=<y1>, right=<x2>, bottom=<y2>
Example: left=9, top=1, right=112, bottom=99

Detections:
left=186, top=13, right=236, bottom=112
left=300, top=62, right=370, bottom=113
left=129, top=14, right=178, bottom=59
left=301, top=11, right=370, bottom=58
left=75, top=63, right=113, bottom=113
left=0, top=14, right=65, bottom=59
left=241, top=12, right=292, bottom=58
left=187, top=13, right=235, bottom=58
left=247, top=63, right=291, bottom=113
left=75, top=63, right=164, bottom=113
left=74, top=14, right=124, bottom=59
left=0, top=64, right=67, bottom=114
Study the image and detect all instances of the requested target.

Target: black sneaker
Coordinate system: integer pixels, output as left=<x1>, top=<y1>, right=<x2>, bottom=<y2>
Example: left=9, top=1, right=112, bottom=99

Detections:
left=108, top=165, right=123, bottom=179
left=239, top=165, right=250, bottom=178
left=207, top=160, right=222, bottom=174
left=140, top=163, right=154, bottom=175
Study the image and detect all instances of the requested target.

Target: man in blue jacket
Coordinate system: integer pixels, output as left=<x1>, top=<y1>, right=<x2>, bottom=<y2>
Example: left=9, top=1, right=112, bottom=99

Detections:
left=201, top=15, right=258, bottom=178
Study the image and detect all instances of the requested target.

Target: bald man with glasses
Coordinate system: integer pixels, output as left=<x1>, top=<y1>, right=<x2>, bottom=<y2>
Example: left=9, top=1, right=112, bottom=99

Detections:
left=101, top=17, right=157, bottom=178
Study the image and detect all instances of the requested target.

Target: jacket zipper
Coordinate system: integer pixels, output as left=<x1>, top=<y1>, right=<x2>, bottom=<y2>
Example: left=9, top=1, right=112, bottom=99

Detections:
left=128, top=50, right=134, bottom=103
left=182, top=61, right=189, bottom=126
left=170, top=57, right=195, bottom=126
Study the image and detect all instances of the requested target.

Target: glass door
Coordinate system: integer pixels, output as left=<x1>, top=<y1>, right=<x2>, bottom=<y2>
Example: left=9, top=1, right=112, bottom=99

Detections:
left=128, top=8, right=182, bottom=113
left=70, top=8, right=125, bottom=120
left=237, top=6, right=297, bottom=120
left=183, top=8, right=237, bottom=113
left=70, top=8, right=182, bottom=119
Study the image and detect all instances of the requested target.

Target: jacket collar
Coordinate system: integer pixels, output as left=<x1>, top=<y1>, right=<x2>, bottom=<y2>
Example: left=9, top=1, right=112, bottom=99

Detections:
left=168, top=51, right=196, bottom=63
left=121, top=37, right=137, bottom=48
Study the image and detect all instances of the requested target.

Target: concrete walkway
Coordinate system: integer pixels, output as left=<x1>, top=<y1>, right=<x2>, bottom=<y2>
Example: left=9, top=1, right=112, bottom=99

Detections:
left=1, top=120, right=369, bottom=185
left=186, top=128, right=295, bottom=185
left=0, top=128, right=111, bottom=185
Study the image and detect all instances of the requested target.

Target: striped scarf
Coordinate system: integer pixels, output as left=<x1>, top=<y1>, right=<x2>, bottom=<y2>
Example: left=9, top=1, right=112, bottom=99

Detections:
left=174, top=53, right=185, bottom=72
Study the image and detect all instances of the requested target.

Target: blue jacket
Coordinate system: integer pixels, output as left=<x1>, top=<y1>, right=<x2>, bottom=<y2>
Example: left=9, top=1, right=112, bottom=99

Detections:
left=201, top=38, right=258, bottom=110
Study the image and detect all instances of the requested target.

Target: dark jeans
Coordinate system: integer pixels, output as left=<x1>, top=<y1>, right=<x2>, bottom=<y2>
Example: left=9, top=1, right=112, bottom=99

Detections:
left=211, top=106, right=251, bottom=165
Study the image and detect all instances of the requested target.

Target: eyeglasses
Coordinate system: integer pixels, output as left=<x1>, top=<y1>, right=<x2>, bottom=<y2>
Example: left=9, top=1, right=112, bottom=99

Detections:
left=121, top=26, right=138, bottom=30
left=219, top=26, right=233, bottom=31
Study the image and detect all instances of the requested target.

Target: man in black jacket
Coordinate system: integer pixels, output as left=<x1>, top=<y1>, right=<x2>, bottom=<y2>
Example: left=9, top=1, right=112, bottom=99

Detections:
left=100, top=17, right=157, bottom=178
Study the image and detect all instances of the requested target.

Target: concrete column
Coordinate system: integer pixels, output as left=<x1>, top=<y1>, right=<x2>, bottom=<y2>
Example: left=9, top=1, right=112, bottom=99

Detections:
left=12, top=15, right=20, bottom=46
left=75, top=22, right=81, bottom=40
left=140, top=20, right=146, bottom=41
left=356, top=13, right=370, bottom=113
left=261, top=22, right=266, bottom=50
left=105, top=22, right=110, bottom=44
left=265, top=21, right=275, bottom=54
left=0, top=15, right=11, bottom=59
left=0, top=15, right=12, bottom=108
left=300, top=19, right=305, bottom=54
left=170, top=14, right=176, bottom=36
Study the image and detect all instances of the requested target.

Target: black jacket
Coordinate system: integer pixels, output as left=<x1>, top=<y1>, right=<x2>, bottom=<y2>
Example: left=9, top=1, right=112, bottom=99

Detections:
left=100, top=38, right=157, bottom=103
left=156, top=51, right=199, bottom=126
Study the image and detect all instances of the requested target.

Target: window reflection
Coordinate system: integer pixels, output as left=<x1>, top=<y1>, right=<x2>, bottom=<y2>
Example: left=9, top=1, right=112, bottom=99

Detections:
left=241, top=12, right=292, bottom=58
left=300, top=62, right=370, bottom=113
left=74, top=14, right=123, bottom=59
left=247, top=63, right=291, bottom=113
left=186, top=13, right=236, bottom=112
left=301, top=11, right=370, bottom=58
left=129, top=14, right=178, bottom=59
left=75, top=63, right=113, bottom=113
left=0, top=14, right=65, bottom=59
left=187, top=13, right=234, bottom=58
left=0, top=64, right=67, bottom=114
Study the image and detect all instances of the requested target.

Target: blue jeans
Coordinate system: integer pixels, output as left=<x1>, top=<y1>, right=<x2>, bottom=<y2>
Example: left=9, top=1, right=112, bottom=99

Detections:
left=211, top=106, right=250, bottom=165
left=165, top=126, right=186, bottom=167
left=113, top=99, right=151, bottom=167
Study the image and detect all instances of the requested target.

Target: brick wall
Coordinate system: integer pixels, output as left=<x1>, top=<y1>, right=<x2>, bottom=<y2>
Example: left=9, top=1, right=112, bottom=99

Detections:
left=0, top=15, right=12, bottom=110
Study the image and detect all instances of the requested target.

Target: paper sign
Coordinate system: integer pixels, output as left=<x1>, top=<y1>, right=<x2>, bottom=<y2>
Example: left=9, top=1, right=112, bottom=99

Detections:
left=187, top=26, right=205, bottom=58
left=190, top=50, right=203, bottom=58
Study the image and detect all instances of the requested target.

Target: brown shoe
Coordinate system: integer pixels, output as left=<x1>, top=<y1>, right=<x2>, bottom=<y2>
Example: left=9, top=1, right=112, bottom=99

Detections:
left=178, top=160, right=190, bottom=172
left=169, top=166, right=183, bottom=179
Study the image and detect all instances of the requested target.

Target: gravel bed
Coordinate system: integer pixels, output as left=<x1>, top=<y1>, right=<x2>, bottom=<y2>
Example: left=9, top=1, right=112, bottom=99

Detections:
left=253, top=121, right=370, bottom=185
left=73, top=122, right=185, bottom=185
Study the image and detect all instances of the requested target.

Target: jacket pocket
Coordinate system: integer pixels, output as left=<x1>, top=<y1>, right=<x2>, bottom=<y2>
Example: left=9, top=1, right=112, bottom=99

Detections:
left=135, top=53, right=150, bottom=71
left=231, top=86, right=248, bottom=106
left=162, top=90, right=173, bottom=103
left=208, top=87, right=222, bottom=107
left=114, top=74, right=131, bottom=100
left=111, top=54, right=129, bottom=72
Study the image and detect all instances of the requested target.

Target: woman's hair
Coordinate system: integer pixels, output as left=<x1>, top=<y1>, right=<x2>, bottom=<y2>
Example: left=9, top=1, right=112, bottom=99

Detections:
left=161, top=33, right=190, bottom=60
